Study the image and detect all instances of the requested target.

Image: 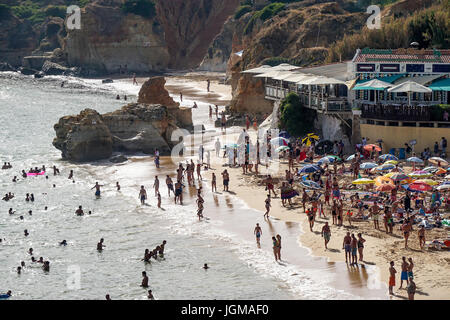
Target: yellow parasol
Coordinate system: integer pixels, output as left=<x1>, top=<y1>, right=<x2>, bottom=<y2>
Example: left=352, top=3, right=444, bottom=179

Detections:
left=301, top=133, right=319, bottom=147
left=413, top=179, right=439, bottom=186
left=375, top=176, right=393, bottom=186
left=352, top=178, right=375, bottom=185
left=384, top=160, right=398, bottom=165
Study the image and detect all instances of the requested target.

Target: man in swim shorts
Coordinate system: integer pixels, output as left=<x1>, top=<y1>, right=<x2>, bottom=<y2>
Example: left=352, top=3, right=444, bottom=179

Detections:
left=342, top=232, right=352, bottom=263
left=91, top=182, right=103, bottom=198
left=399, top=256, right=409, bottom=289
left=321, top=222, right=331, bottom=250
left=139, top=186, right=147, bottom=205
left=389, top=261, right=397, bottom=295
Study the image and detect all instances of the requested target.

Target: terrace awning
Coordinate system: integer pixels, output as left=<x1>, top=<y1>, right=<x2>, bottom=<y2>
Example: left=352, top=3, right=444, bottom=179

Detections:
left=355, top=74, right=405, bottom=86
left=393, top=74, right=443, bottom=86
left=241, top=65, right=272, bottom=74
left=352, top=79, right=393, bottom=91
left=297, top=76, right=346, bottom=85
left=428, top=78, right=450, bottom=91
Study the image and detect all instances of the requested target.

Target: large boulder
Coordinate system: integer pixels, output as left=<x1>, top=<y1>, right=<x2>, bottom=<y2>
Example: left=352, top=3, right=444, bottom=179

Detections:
left=138, top=77, right=193, bottom=130
left=53, top=109, right=113, bottom=162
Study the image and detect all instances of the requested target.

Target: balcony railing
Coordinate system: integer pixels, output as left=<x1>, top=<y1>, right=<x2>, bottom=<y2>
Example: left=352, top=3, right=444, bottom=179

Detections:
left=360, top=104, right=432, bottom=121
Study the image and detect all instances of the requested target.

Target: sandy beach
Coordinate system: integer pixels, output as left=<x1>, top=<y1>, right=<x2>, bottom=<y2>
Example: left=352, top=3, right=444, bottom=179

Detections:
left=161, top=74, right=449, bottom=300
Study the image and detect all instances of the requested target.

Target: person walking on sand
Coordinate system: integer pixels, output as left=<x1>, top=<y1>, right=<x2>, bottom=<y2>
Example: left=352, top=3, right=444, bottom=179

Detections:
left=207, top=79, right=210, bottom=92
left=343, top=232, right=352, bottom=263
left=211, top=173, right=217, bottom=193
left=357, top=233, right=365, bottom=262
left=254, top=223, right=262, bottom=247
left=209, top=105, right=212, bottom=118
left=152, top=176, right=159, bottom=197
left=265, top=175, right=277, bottom=197
left=389, top=261, right=397, bottom=295
left=180, top=92, right=183, bottom=102
left=264, top=194, right=271, bottom=219
left=321, top=222, right=331, bottom=250
left=307, top=207, right=315, bottom=232
left=133, top=73, right=138, bottom=85
left=221, top=170, right=230, bottom=192
left=215, top=105, right=218, bottom=118
left=215, top=138, right=221, bottom=157
left=407, top=277, right=416, bottom=300
left=418, top=225, right=426, bottom=249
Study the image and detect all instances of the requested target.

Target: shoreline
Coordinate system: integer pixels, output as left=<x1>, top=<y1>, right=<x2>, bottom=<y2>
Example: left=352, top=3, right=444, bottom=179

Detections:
left=160, top=75, right=448, bottom=300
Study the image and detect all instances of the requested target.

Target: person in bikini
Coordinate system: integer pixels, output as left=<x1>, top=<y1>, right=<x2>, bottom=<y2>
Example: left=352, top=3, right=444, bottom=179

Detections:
left=254, top=223, right=262, bottom=247
left=418, top=226, right=425, bottom=249
left=211, top=173, right=217, bottom=193
left=264, top=194, right=271, bottom=219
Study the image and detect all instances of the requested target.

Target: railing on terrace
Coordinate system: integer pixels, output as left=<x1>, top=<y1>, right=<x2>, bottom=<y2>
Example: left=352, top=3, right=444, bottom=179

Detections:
left=360, top=104, right=432, bottom=121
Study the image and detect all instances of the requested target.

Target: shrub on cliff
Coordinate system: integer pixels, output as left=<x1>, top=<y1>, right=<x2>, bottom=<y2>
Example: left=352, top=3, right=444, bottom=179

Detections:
left=244, top=3, right=286, bottom=34
left=234, top=5, right=252, bottom=19
left=279, top=92, right=316, bottom=137
left=122, top=0, right=156, bottom=19
left=0, top=4, right=12, bottom=21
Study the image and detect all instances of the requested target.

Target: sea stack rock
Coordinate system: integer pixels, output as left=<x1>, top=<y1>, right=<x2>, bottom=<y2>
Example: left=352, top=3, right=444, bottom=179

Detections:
left=53, top=77, right=193, bottom=162
left=53, top=109, right=113, bottom=162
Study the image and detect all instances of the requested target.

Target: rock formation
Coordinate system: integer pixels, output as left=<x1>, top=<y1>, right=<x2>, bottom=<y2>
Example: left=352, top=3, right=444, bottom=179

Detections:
left=53, top=77, right=193, bottom=162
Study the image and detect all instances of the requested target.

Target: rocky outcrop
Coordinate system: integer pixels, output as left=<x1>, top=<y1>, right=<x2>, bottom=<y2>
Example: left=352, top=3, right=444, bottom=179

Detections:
left=41, top=60, right=68, bottom=75
left=137, top=76, right=193, bottom=130
left=0, top=13, right=38, bottom=67
left=53, top=77, right=193, bottom=162
left=53, top=109, right=114, bottom=162
left=229, top=73, right=273, bottom=116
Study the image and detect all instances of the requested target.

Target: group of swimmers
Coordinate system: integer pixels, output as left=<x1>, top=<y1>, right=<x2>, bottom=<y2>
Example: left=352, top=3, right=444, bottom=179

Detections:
left=1, top=162, right=12, bottom=169
left=142, top=240, right=167, bottom=263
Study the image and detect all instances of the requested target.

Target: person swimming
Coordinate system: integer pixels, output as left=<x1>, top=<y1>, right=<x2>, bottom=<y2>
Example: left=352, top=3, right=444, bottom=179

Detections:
left=42, top=261, right=50, bottom=272
left=75, top=206, right=84, bottom=216
left=60, top=240, right=67, bottom=246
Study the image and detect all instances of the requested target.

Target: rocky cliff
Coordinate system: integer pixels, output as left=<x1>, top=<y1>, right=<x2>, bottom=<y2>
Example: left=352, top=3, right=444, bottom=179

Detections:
left=53, top=76, right=193, bottom=162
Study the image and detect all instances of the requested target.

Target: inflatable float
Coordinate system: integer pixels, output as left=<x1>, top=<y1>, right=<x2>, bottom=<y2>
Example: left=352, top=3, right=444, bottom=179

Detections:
left=27, top=171, right=45, bottom=176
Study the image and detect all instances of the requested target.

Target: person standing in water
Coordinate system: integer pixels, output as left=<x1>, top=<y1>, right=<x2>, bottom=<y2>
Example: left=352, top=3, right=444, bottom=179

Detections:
left=180, top=92, right=183, bottom=102
left=141, top=271, right=149, bottom=288
left=221, top=170, right=229, bottom=192
left=209, top=105, right=212, bottom=118
left=165, top=175, right=174, bottom=197
left=116, top=182, right=121, bottom=191
left=97, top=238, right=105, bottom=251
left=157, top=192, right=161, bottom=208
left=132, top=73, right=138, bottom=85
left=68, top=170, right=74, bottom=180
left=153, top=176, right=159, bottom=197
left=139, top=186, right=147, bottom=205
left=91, top=182, right=104, bottom=198
left=206, top=79, right=210, bottom=92
left=254, top=223, right=262, bottom=247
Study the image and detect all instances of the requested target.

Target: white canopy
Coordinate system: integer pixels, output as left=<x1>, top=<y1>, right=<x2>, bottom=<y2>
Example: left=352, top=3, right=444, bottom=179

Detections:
left=352, top=79, right=393, bottom=90
left=387, top=81, right=432, bottom=93
left=253, top=70, right=293, bottom=78
left=241, top=65, right=272, bottom=74
left=297, top=76, right=345, bottom=85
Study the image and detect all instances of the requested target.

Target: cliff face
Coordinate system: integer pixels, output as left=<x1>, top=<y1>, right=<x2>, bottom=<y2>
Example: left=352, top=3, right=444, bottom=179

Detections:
left=63, top=0, right=241, bottom=73
left=0, top=13, right=38, bottom=66
left=53, top=77, right=193, bottom=162
left=64, top=0, right=170, bottom=73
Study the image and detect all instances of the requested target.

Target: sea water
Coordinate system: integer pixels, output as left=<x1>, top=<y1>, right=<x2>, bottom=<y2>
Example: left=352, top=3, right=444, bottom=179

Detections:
left=0, top=72, right=386, bottom=300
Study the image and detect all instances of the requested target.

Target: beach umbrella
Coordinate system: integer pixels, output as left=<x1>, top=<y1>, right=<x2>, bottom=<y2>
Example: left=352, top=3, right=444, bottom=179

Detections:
left=389, top=173, right=409, bottom=182
left=376, top=163, right=395, bottom=171
left=275, top=145, right=290, bottom=153
left=435, top=167, right=447, bottom=175
left=379, top=154, right=398, bottom=161
left=363, top=144, right=381, bottom=152
left=360, top=162, right=377, bottom=170
left=376, top=184, right=396, bottom=192
left=414, top=179, right=439, bottom=186
left=346, top=153, right=363, bottom=161
left=408, top=171, right=433, bottom=178
left=327, top=155, right=342, bottom=161
left=301, top=180, right=321, bottom=190
left=298, top=165, right=320, bottom=174
left=384, top=160, right=399, bottom=165
left=401, top=184, right=424, bottom=193
left=317, top=157, right=331, bottom=164
left=429, top=157, right=449, bottom=166
left=423, top=166, right=439, bottom=173
left=375, top=176, right=393, bottom=186
left=301, top=133, right=319, bottom=146
left=352, top=178, right=375, bottom=185
left=388, top=81, right=432, bottom=106
left=437, top=184, right=450, bottom=191
left=407, top=157, right=423, bottom=164
left=279, top=131, right=291, bottom=139
left=408, top=182, right=433, bottom=192
left=270, top=137, right=289, bottom=146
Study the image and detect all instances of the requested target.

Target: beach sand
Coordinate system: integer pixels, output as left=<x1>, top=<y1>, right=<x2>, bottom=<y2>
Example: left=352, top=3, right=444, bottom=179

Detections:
left=133, top=73, right=449, bottom=299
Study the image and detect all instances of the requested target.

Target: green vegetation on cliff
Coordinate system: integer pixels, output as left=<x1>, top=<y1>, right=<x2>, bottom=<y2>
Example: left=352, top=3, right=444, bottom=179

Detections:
left=280, top=92, right=316, bottom=137
left=244, top=2, right=286, bottom=34
left=122, top=0, right=156, bottom=19
left=234, top=5, right=252, bottom=19
left=327, top=1, right=449, bottom=62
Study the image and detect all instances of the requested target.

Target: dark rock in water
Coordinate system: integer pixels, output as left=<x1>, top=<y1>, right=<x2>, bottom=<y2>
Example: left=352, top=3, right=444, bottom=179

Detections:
left=19, top=67, right=38, bottom=75
left=109, top=155, right=128, bottom=163
left=41, top=61, right=67, bottom=75
left=102, top=79, right=114, bottom=84
left=34, top=71, right=45, bottom=78
left=0, top=62, right=16, bottom=72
